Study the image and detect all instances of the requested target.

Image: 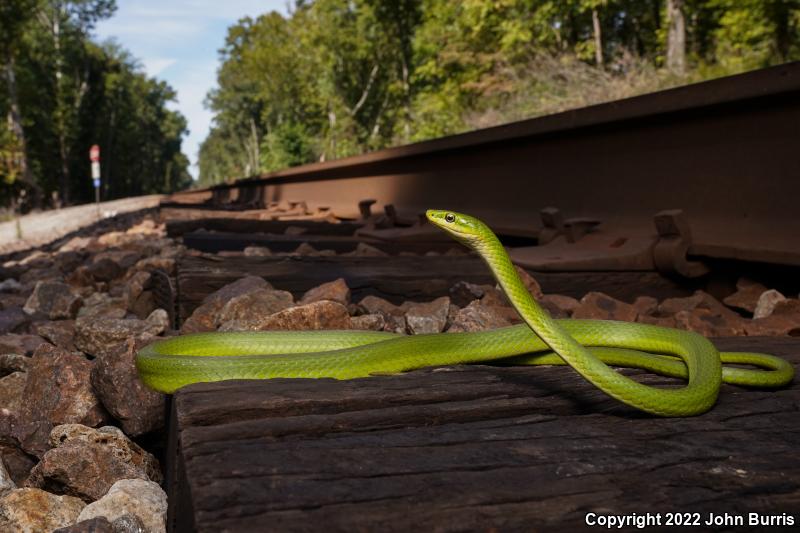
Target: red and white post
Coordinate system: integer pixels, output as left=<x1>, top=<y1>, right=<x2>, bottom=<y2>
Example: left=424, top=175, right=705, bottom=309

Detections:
left=90, top=144, right=101, bottom=205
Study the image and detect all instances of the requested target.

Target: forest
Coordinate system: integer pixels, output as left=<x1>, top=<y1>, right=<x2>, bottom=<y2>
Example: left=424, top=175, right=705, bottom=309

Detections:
left=1, top=0, right=191, bottom=210
left=198, top=0, right=800, bottom=186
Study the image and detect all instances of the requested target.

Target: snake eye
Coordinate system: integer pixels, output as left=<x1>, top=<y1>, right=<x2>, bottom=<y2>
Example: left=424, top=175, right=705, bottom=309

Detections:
left=445, top=213, right=456, bottom=223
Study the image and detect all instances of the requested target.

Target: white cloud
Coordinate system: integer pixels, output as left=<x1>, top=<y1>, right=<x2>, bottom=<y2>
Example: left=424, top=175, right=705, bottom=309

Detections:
left=141, top=57, right=177, bottom=76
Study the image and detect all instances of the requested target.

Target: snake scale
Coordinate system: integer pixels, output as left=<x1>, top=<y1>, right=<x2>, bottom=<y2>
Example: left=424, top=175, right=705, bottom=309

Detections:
left=137, top=210, right=794, bottom=416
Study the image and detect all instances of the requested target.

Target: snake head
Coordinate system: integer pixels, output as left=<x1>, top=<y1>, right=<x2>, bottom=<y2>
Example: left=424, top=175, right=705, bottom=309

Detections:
left=426, top=210, right=489, bottom=247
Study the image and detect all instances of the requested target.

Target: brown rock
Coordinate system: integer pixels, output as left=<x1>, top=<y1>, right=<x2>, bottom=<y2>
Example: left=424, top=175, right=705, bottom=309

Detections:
left=299, top=278, right=351, bottom=306
left=0, top=487, right=85, bottom=532
left=358, top=295, right=404, bottom=317
left=292, top=243, right=336, bottom=257
left=447, top=301, right=512, bottom=332
left=347, top=243, right=388, bottom=257
left=14, top=344, right=108, bottom=457
left=744, top=313, right=800, bottom=336
left=53, top=251, right=86, bottom=275
left=636, top=314, right=678, bottom=328
left=33, top=320, right=76, bottom=351
left=20, top=267, right=63, bottom=286
left=572, top=292, right=638, bottom=322
left=383, top=314, right=408, bottom=334
left=0, top=334, right=49, bottom=356
left=0, top=372, right=25, bottom=417
left=632, top=296, right=658, bottom=317
left=220, top=301, right=351, bottom=332
left=125, top=271, right=151, bottom=304
left=217, top=288, right=295, bottom=327
left=539, top=294, right=580, bottom=319
left=753, top=289, right=787, bottom=319
left=722, top=281, right=769, bottom=313
left=674, top=309, right=746, bottom=337
left=514, top=266, right=543, bottom=298
left=405, top=297, right=451, bottom=334
left=23, top=281, right=82, bottom=320
left=659, top=290, right=737, bottom=319
left=91, top=338, right=165, bottom=436
left=77, top=293, right=127, bottom=320
left=87, top=251, right=141, bottom=282
left=243, top=246, right=272, bottom=257
left=181, top=276, right=271, bottom=333
left=0, top=444, right=36, bottom=486
left=65, top=265, right=95, bottom=288
left=25, top=425, right=162, bottom=502
left=0, top=307, right=28, bottom=334
left=350, top=314, right=386, bottom=331
left=133, top=256, right=177, bottom=276
left=449, top=281, right=486, bottom=307
left=0, top=279, right=22, bottom=293
left=53, top=516, right=114, bottom=533
left=74, top=315, right=164, bottom=359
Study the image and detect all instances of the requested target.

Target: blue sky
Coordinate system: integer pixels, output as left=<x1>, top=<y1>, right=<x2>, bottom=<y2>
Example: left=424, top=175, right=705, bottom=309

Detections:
left=95, top=1, right=289, bottom=178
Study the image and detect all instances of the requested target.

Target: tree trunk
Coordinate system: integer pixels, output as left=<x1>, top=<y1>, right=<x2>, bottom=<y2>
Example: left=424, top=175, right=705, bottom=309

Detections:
left=592, top=9, right=604, bottom=68
left=51, top=2, right=72, bottom=204
left=666, top=0, right=686, bottom=74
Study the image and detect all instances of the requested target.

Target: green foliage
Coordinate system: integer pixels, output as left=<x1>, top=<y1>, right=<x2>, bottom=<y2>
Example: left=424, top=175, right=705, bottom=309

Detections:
left=194, top=0, right=800, bottom=185
left=0, top=0, right=190, bottom=208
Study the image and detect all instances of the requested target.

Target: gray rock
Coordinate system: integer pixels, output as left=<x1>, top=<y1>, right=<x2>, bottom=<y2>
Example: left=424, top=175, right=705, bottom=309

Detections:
left=722, top=279, right=769, bottom=313
left=0, top=444, right=36, bottom=487
left=23, top=281, right=83, bottom=319
left=299, top=278, right=351, bottom=306
left=447, top=301, right=511, bottom=332
left=25, top=425, right=162, bottom=503
left=87, top=251, right=142, bottom=282
left=91, top=338, right=165, bottom=436
left=13, top=344, right=108, bottom=457
left=0, top=487, right=85, bottom=532
left=74, top=315, right=164, bottom=359
left=753, top=289, right=787, bottom=319
left=0, top=279, right=22, bottom=293
left=220, top=301, right=351, bottom=332
left=405, top=297, right=450, bottom=334
left=112, top=513, right=148, bottom=533
left=77, top=479, right=167, bottom=533
left=181, top=276, right=271, bottom=333
left=0, top=353, right=29, bottom=375
left=53, top=516, right=114, bottom=533
left=0, top=307, right=28, bottom=334
left=77, top=293, right=128, bottom=320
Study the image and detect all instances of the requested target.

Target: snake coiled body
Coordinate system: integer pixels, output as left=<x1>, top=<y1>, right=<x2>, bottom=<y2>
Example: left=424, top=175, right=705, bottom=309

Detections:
left=137, top=210, right=794, bottom=416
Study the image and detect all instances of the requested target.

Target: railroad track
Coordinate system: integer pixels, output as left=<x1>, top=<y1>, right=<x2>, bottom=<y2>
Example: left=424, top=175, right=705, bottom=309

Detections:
left=156, top=64, right=800, bottom=532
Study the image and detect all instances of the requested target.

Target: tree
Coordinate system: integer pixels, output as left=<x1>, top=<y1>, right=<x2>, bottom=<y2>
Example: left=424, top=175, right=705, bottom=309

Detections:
left=666, top=0, right=686, bottom=73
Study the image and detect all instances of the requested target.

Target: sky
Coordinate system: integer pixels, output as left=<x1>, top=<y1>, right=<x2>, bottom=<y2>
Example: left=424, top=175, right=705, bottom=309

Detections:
left=95, top=0, right=289, bottom=179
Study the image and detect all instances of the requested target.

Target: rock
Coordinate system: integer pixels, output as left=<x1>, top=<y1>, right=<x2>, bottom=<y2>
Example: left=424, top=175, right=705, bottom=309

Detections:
left=58, top=237, right=97, bottom=254
left=359, top=295, right=404, bottom=317
left=572, top=292, right=638, bottom=322
left=0, top=488, right=85, bottom=532
left=217, top=288, right=295, bottom=328
left=129, top=291, right=157, bottom=320
left=0, top=334, right=49, bottom=356
left=13, top=344, right=108, bottom=457
left=77, top=293, right=128, bottom=320
left=722, top=280, right=769, bottom=313
left=0, top=372, right=25, bottom=417
left=0, top=307, right=28, bottom=334
left=54, top=251, right=86, bottom=275
left=299, top=278, right=350, bottom=306
left=0, top=353, right=29, bottom=375
left=632, top=296, right=659, bottom=317
left=0, top=456, right=15, bottom=494
left=111, top=514, right=148, bottom=533
left=33, top=320, right=76, bottom=350
left=220, top=300, right=351, bottom=332
left=23, top=281, right=82, bottom=320
left=0, top=279, right=22, bottom=293
left=125, top=271, right=151, bottom=305
left=25, top=425, right=162, bottom=502
left=383, top=314, right=408, bottom=334
left=658, top=290, right=737, bottom=319
left=447, top=301, right=511, bottom=332
left=181, top=276, right=271, bottom=333
left=449, top=281, right=486, bottom=308
left=0, top=444, right=36, bottom=486
left=91, top=339, right=165, bottom=436
left=753, top=289, right=787, bottom=319
left=87, top=252, right=141, bottom=282
left=77, top=479, right=167, bottom=533
left=243, top=246, right=272, bottom=257
left=744, top=313, right=800, bottom=336
left=514, top=266, right=543, bottom=298
left=347, top=243, right=388, bottom=257
left=674, top=309, right=746, bottom=337
left=405, top=297, right=450, bottom=334
left=539, top=294, right=580, bottom=319
left=132, top=257, right=176, bottom=276
left=350, top=314, right=386, bottom=331
left=292, top=243, right=336, bottom=257
left=74, top=316, right=164, bottom=359
left=53, top=516, right=114, bottom=533
left=636, top=314, right=678, bottom=328
left=66, top=266, right=96, bottom=288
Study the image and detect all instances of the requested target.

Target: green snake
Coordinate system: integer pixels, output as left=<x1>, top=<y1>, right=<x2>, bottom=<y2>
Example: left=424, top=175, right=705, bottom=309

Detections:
left=137, top=210, right=794, bottom=416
